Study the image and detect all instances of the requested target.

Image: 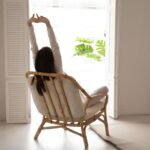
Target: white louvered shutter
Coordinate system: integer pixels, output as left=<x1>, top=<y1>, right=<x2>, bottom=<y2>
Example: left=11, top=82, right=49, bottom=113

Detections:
left=4, top=0, right=30, bottom=123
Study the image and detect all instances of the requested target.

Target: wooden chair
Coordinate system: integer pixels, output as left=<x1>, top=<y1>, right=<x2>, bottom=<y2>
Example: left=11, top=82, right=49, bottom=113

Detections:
left=26, top=71, right=109, bottom=148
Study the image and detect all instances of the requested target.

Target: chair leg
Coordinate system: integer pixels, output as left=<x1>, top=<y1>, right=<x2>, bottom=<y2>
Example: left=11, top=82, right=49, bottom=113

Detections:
left=103, top=109, right=109, bottom=136
left=81, top=125, right=88, bottom=149
left=34, top=116, right=46, bottom=140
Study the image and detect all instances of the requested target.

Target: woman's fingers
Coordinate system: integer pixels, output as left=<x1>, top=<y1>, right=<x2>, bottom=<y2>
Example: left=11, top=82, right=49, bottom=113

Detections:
left=36, top=14, right=40, bottom=19
left=30, top=14, right=39, bottom=23
left=32, top=14, right=35, bottom=18
left=39, top=16, right=49, bottom=23
left=29, top=14, right=50, bottom=25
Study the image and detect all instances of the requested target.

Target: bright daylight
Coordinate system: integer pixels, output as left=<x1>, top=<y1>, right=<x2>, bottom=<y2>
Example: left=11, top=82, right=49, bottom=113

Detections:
left=29, top=0, right=107, bottom=92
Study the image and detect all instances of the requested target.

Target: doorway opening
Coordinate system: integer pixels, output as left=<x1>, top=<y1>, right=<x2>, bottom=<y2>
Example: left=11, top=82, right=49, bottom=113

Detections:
left=29, top=0, right=117, bottom=118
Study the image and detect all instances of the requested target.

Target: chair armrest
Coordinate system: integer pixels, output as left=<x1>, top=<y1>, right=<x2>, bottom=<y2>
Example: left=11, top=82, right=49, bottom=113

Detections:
left=84, top=92, right=108, bottom=111
left=90, top=86, right=108, bottom=96
left=85, top=86, right=109, bottom=108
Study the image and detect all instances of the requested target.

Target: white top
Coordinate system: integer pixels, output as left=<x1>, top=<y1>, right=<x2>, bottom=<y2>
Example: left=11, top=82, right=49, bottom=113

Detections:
left=28, top=25, right=63, bottom=73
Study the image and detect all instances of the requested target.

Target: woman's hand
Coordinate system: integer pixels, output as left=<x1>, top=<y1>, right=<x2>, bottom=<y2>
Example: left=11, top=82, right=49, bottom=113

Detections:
left=27, top=14, right=51, bottom=28
left=27, top=14, right=38, bottom=26
left=36, top=14, right=51, bottom=27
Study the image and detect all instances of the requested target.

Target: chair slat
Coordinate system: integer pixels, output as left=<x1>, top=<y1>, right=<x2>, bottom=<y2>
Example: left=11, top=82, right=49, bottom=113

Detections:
left=58, top=78, right=74, bottom=123
left=51, top=77, right=67, bottom=123
left=42, top=93, right=52, bottom=120
left=43, top=79, right=59, bottom=121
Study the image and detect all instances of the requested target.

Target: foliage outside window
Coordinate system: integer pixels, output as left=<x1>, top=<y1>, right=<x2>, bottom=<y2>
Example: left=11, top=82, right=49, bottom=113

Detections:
left=73, top=37, right=106, bottom=61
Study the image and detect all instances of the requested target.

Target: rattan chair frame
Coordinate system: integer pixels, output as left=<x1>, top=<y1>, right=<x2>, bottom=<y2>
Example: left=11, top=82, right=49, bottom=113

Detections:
left=26, top=71, right=109, bottom=148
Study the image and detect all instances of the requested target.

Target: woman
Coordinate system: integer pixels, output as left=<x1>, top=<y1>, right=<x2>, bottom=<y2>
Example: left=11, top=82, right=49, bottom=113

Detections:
left=27, top=14, right=63, bottom=95
left=27, top=14, right=63, bottom=73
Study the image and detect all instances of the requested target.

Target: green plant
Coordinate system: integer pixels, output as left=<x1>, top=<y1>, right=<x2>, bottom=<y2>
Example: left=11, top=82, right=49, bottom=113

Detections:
left=74, top=37, right=106, bottom=61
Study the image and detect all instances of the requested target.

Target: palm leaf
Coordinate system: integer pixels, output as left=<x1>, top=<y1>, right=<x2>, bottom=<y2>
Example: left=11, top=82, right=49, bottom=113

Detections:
left=96, top=40, right=106, bottom=56
left=76, top=37, right=93, bottom=44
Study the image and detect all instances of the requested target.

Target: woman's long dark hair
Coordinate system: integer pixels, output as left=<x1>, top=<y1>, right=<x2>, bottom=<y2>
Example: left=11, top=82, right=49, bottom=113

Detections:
left=34, top=46, right=56, bottom=95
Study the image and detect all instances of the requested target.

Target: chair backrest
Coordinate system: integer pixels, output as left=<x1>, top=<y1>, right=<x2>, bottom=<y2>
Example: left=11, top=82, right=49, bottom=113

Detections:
left=26, top=71, right=85, bottom=122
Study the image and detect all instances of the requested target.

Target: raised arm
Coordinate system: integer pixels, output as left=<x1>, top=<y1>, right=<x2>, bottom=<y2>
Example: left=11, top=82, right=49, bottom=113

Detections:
left=27, top=14, right=39, bottom=63
left=37, top=15, right=63, bottom=73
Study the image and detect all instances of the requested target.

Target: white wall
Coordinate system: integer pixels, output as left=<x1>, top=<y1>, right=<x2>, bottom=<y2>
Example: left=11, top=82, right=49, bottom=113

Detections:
left=117, top=0, right=150, bottom=115
left=0, top=0, right=5, bottom=120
